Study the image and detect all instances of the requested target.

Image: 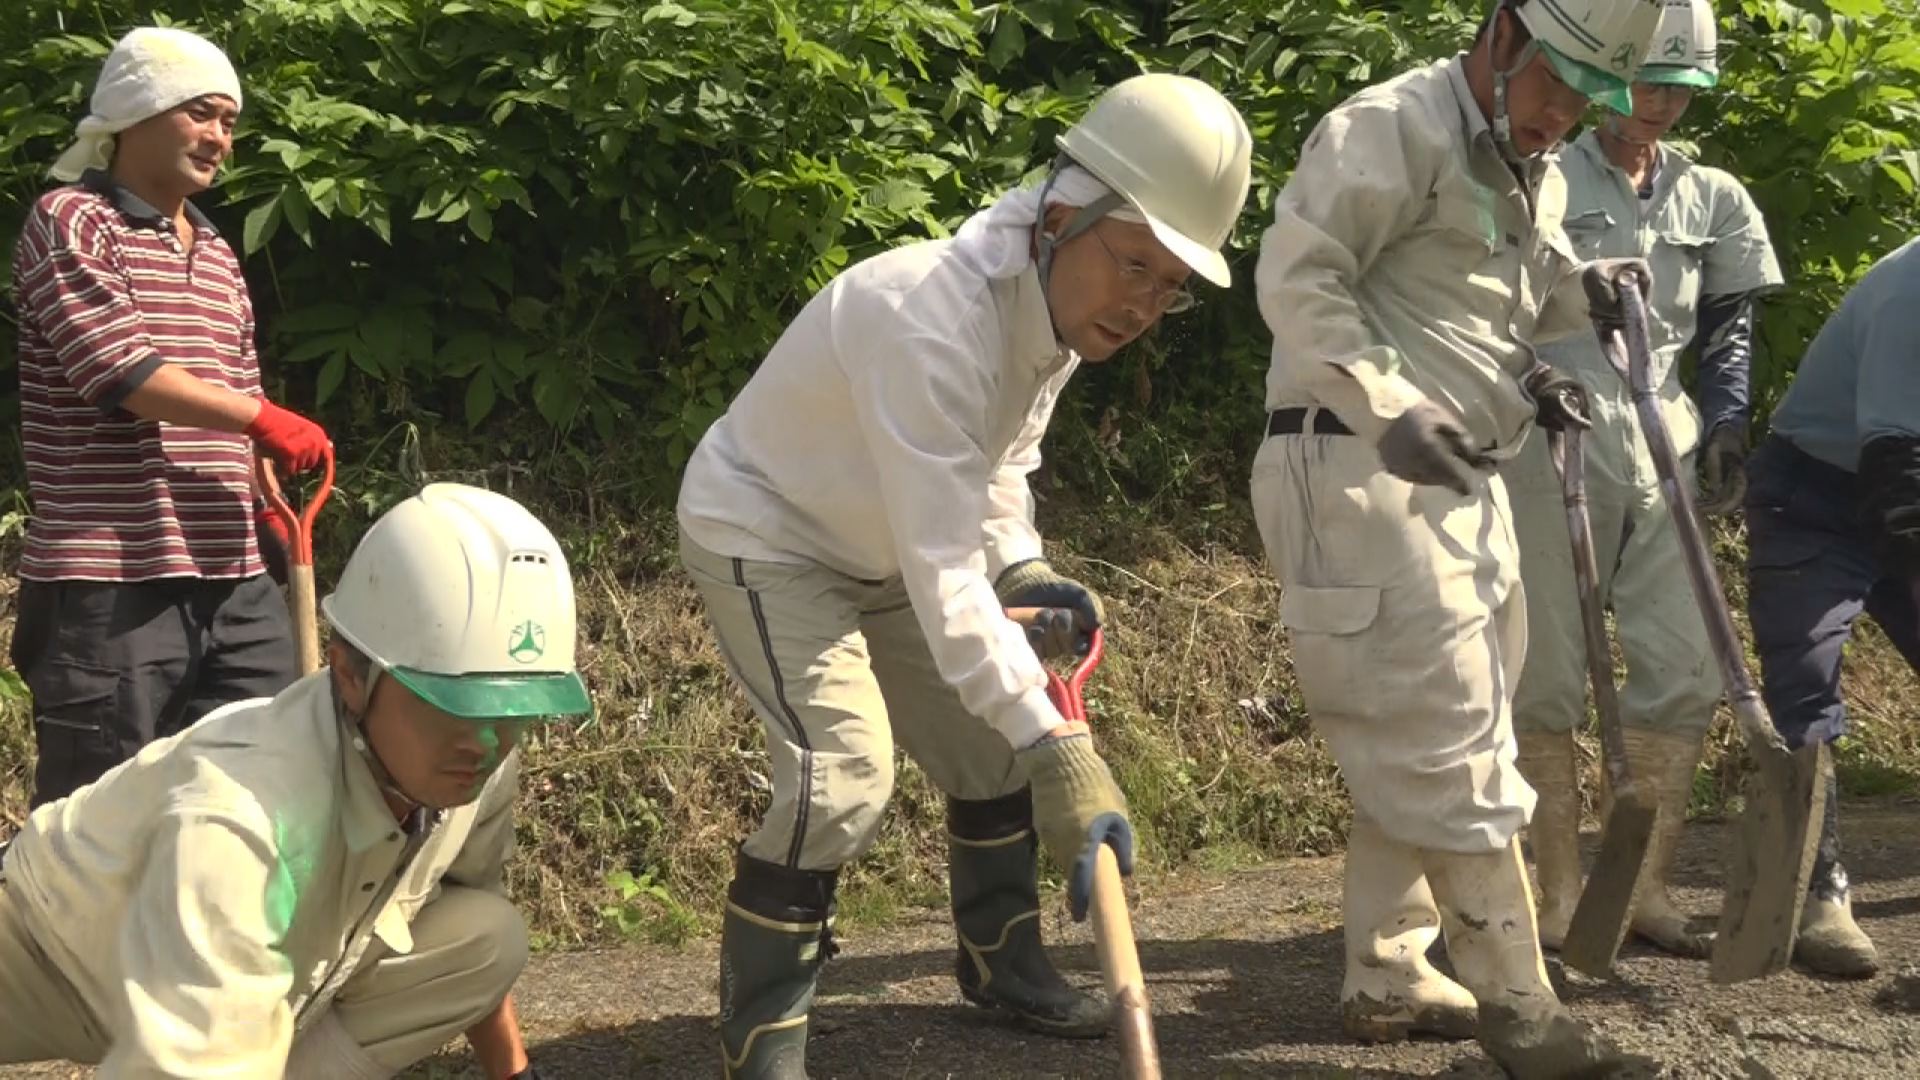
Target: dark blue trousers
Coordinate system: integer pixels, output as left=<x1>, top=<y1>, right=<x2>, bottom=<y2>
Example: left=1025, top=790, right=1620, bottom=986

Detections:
left=1745, top=435, right=1920, bottom=750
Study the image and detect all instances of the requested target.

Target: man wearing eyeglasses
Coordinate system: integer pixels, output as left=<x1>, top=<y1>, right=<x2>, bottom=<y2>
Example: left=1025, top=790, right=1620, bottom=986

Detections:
left=1250, top=1, right=1663, bottom=1075
left=675, top=74, right=1252, bottom=1077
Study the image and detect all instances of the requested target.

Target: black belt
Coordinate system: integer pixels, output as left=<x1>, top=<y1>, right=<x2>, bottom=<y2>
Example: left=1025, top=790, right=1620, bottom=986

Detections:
left=1267, top=407, right=1353, bottom=437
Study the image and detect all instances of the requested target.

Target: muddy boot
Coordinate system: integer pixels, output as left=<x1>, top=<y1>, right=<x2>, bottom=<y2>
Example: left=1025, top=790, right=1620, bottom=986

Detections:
left=1616, top=727, right=1712, bottom=957
left=1515, top=728, right=1582, bottom=951
left=1340, top=814, right=1478, bottom=1043
left=1795, top=775, right=1878, bottom=978
left=1423, top=839, right=1642, bottom=1078
left=719, top=853, right=840, bottom=1079
left=948, top=790, right=1108, bottom=1038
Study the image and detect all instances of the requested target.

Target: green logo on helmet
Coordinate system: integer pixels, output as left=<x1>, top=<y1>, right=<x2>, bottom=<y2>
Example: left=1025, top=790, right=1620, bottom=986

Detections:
left=508, top=621, right=546, bottom=663
left=1663, top=34, right=1687, bottom=59
left=1611, top=43, right=1636, bottom=71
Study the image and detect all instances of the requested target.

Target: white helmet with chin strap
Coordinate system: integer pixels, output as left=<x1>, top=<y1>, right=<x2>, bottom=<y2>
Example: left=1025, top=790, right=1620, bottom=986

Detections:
left=1638, top=0, right=1718, bottom=88
left=1489, top=0, right=1665, bottom=158
left=1034, top=72, right=1253, bottom=290
left=323, top=483, right=590, bottom=726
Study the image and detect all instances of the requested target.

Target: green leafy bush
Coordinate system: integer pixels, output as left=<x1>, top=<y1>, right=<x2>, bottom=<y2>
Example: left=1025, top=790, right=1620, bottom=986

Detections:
left=5, top=2, right=1916, bottom=499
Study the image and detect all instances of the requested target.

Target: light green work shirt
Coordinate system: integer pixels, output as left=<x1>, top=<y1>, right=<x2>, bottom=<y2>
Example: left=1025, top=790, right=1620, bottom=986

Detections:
left=1539, top=130, right=1783, bottom=462
left=1256, top=54, right=1591, bottom=460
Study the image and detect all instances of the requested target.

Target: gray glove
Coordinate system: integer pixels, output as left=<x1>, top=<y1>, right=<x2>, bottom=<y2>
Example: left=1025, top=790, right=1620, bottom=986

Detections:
left=1018, top=606, right=1087, bottom=661
left=1017, top=733, right=1130, bottom=882
left=995, top=559, right=1104, bottom=630
left=1697, top=423, right=1748, bottom=517
left=1376, top=399, right=1489, bottom=496
left=1522, top=362, right=1592, bottom=432
left=1582, top=257, right=1657, bottom=340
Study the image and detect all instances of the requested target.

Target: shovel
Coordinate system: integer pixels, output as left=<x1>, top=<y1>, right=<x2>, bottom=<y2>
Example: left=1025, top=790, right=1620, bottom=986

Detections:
left=1007, top=607, right=1161, bottom=1080
left=1581, top=265, right=1827, bottom=984
left=256, top=446, right=336, bottom=676
left=1550, top=424, right=1660, bottom=978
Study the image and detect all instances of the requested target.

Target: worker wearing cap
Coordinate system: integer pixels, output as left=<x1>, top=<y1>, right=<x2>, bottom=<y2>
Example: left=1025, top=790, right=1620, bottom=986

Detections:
left=1504, top=0, right=1784, bottom=959
left=0, top=484, right=583, bottom=1078
left=677, top=74, right=1252, bottom=1077
left=1251, top=1, right=1661, bottom=1074
left=8, top=26, right=331, bottom=808
left=1743, top=236, right=1920, bottom=979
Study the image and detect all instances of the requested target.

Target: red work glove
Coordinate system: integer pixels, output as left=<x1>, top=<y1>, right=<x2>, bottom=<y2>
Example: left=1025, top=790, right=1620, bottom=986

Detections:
left=246, top=400, right=330, bottom=472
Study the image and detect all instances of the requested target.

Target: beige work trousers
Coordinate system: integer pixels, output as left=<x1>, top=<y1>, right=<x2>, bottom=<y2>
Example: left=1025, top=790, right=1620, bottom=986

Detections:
left=1502, top=419, right=1721, bottom=737
left=0, top=881, right=525, bottom=1077
left=1251, top=421, right=1535, bottom=853
left=680, top=528, right=1028, bottom=871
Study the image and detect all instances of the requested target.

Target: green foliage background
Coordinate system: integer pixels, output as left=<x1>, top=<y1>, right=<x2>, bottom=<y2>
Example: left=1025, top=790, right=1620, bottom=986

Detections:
left=4, top=0, right=1916, bottom=510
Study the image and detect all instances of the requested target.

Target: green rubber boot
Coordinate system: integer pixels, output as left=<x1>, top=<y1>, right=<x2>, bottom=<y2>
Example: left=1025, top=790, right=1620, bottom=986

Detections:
left=719, top=853, right=840, bottom=1079
left=949, top=789, right=1109, bottom=1038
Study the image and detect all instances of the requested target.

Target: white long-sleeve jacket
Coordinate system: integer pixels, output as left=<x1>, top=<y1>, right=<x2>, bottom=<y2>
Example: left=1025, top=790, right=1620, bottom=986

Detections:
left=677, top=237, right=1075, bottom=748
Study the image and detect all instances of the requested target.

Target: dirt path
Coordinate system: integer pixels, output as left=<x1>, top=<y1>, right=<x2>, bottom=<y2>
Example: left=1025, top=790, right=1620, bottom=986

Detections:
left=9, top=800, right=1919, bottom=1078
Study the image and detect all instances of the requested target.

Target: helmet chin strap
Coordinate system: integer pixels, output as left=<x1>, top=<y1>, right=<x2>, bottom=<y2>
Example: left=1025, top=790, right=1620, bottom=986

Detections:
left=1031, top=155, right=1125, bottom=342
left=1487, top=3, right=1543, bottom=165
left=333, top=667, right=429, bottom=814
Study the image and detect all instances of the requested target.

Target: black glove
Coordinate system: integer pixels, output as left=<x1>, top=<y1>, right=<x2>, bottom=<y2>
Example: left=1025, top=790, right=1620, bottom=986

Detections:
left=1375, top=399, right=1488, bottom=495
left=1697, top=422, right=1749, bottom=517
left=1859, top=434, right=1920, bottom=578
left=1581, top=256, right=1658, bottom=342
left=995, top=559, right=1104, bottom=631
left=1522, top=362, right=1592, bottom=432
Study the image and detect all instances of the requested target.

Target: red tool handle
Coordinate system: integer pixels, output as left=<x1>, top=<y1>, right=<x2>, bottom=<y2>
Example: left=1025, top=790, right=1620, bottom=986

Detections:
left=1043, top=627, right=1104, bottom=724
left=255, top=445, right=336, bottom=566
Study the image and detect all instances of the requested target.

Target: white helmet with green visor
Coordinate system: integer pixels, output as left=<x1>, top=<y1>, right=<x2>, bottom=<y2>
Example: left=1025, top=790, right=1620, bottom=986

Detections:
left=1636, top=0, right=1719, bottom=89
left=322, top=483, right=591, bottom=725
left=1491, top=0, right=1665, bottom=157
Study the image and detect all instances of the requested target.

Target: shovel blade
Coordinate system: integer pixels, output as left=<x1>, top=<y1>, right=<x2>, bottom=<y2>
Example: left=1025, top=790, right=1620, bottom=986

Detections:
left=1710, top=741, right=1828, bottom=984
left=1560, top=792, right=1659, bottom=977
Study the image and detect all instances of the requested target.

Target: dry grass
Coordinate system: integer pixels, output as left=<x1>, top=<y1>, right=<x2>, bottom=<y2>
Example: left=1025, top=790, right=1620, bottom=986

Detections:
left=0, top=487, right=1911, bottom=952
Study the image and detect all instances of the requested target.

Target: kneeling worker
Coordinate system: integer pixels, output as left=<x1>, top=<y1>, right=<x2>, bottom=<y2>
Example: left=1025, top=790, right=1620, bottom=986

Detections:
left=0, top=483, right=584, bottom=1078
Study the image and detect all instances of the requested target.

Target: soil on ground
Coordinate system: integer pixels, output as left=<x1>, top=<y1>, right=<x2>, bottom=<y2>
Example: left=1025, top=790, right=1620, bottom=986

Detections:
left=7, top=799, right=1918, bottom=1078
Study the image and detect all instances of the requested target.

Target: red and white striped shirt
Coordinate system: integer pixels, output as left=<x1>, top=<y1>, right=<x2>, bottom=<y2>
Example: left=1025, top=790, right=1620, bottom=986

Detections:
left=11, top=171, right=265, bottom=582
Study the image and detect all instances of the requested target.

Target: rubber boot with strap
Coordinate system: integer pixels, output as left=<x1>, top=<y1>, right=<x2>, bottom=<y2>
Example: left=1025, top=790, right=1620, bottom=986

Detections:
left=1340, top=814, right=1478, bottom=1042
left=949, top=789, right=1108, bottom=1037
left=1422, top=838, right=1644, bottom=1078
left=1615, top=726, right=1713, bottom=957
left=719, top=853, right=840, bottom=1079
left=1794, top=760, right=1878, bottom=978
left=1514, top=728, right=1582, bottom=951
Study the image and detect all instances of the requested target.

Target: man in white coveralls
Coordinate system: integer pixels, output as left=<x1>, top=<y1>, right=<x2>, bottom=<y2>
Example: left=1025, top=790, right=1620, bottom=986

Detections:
left=677, top=74, right=1253, bottom=1078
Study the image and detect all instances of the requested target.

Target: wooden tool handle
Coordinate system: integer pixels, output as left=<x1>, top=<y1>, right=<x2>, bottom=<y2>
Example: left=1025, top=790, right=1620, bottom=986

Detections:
left=1091, top=844, right=1161, bottom=1080
left=1550, top=427, right=1634, bottom=794
left=289, top=563, right=321, bottom=676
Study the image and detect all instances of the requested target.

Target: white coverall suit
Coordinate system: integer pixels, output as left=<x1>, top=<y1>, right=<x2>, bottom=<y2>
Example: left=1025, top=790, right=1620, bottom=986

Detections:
left=1251, top=53, right=1594, bottom=1034
left=1506, top=129, right=1783, bottom=738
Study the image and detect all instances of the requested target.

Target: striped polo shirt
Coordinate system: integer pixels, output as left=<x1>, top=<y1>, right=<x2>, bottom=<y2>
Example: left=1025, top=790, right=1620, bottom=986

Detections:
left=10, top=170, right=265, bottom=582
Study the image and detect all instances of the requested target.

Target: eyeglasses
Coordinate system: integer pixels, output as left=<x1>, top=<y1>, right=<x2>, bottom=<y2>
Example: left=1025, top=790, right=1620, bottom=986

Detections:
left=1090, top=228, right=1196, bottom=315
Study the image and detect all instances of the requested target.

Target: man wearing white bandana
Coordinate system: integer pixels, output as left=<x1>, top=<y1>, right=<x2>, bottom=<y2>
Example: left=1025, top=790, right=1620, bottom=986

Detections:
left=676, top=74, right=1252, bottom=1077
left=9, top=26, right=331, bottom=808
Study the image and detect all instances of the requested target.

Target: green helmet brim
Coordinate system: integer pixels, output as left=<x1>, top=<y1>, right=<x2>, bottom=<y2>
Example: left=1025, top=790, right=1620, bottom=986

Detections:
left=1538, top=40, right=1636, bottom=115
left=388, top=666, right=591, bottom=720
left=1637, top=64, right=1718, bottom=89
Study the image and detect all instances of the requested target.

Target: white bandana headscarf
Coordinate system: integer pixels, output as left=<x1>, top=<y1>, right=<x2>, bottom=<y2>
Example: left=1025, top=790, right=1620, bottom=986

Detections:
left=49, top=26, right=244, bottom=182
left=948, top=164, right=1146, bottom=280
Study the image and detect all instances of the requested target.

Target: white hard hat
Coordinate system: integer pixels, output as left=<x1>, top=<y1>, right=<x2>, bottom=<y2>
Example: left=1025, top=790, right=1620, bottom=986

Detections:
left=1638, top=0, right=1718, bottom=87
left=1511, top=0, right=1665, bottom=114
left=322, top=483, right=590, bottom=720
left=1055, top=73, right=1253, bottom=287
